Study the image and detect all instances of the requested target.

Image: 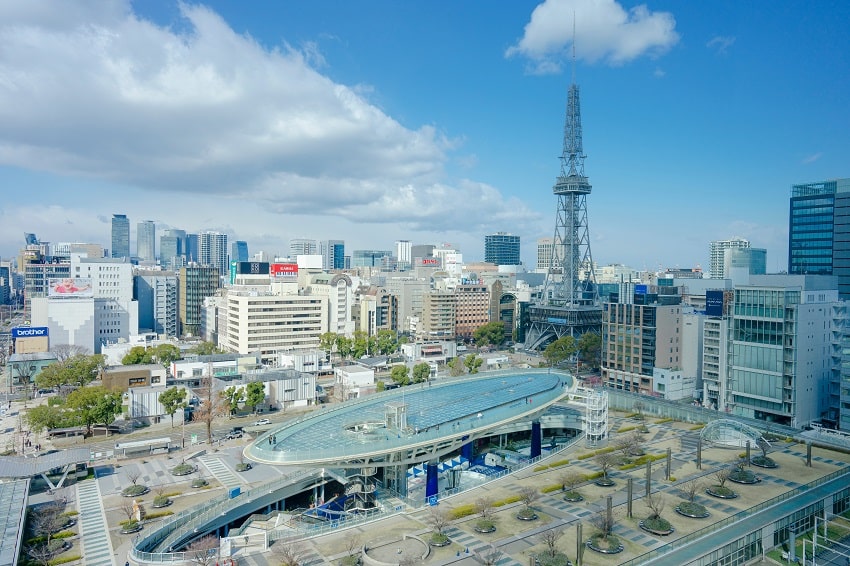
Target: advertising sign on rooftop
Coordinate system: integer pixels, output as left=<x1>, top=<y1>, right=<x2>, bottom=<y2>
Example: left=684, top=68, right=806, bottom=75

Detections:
left=12, top=326, right=49, bottom=338
left=270, top=263, right=298, bottom=277
left=48, top=278, right=93, bottom=298
left=706, top=290, right=724, bottom=317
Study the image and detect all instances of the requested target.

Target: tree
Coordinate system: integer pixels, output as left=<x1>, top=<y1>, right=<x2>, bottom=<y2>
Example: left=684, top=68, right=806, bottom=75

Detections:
left=65, top=386, right=122, bottom=435
left=594, top=452, right=618, bottom=483
left=590, top=507, right=617, bottom=543
left=153, top=343, right=181, bottom=370
left=473, top=321, right=506, bottom=347
left=375, top=329, right=398, bottom=355
left=122, top=345, right=153, bottom=365
left=543, top=336, right=577, bottom=367
left=474, top=544, right=503, bottom=566
left=335, top=335, right=353, bottom=360
left=35, top=353, right=105, bottom=391
left=219, top=386, right=244, bottom=417
left=319, top=332, right=338, bottom=360
left=25, top=403, right=76, bottom=434
left=474, top=496, right=494, bottom=521
left=558, top=470, right=584, bottom=494
left=391, top=365, right=410, bottom=386
left=275, top=539, right=306, bottom=566
left=680, top=479, right=702, bottom=503
left=644, top=492, right=666, bottom=520
left=464, top=354, right=483, bottom=374
left=244, top=381, right=266, bottom=414
left=447, top=357, right=465, bottom=377
left=50, top=344, right=89, bottom=362
left=29, top=500, right=66, bottom=549
left=190, top=341, right=223, bottom=356
left=352, top=330, right=373, bottom=359
left=412, top=362, right=431, bottom=383
left=186, top=534, right=218, bottom=566
left=193, top=377, right=227, bottom=444
left=159, top=386, right=188, bottom=427
left=577, top=332, right=602, bottom=370
left=613, top=430, right=645, bottom=461
left=537, top=528, right=566, bottom=564
left=518, top=486, right=539, bottom=517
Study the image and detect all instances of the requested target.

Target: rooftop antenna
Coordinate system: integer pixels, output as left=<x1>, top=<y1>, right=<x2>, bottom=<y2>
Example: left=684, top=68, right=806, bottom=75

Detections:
left=572, top=11, right=577, bottom=84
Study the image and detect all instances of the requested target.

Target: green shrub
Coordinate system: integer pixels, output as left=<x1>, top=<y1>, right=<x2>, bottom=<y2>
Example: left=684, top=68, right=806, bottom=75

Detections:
left=493, top=495, right=521, bottom=507
left=449, top=504, right=476, bottom=519
left=654, top=418, right=674, bottom=424
left=541, top=484, right=562, bottom=494
left=62, top=511, right=79, bottom=517
left=617, top=425, right=636, bottom=433
left=689, top=424, right=705, bottom=431
left=48, top=554, right=82, bottom=565
left=533, top=465, right=549, bottom=472
left=144, top=511, right=174, bottom=520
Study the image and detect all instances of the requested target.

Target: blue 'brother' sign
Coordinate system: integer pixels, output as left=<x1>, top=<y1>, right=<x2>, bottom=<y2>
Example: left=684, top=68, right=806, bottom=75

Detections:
left=12, top=326, right=49, bottom=338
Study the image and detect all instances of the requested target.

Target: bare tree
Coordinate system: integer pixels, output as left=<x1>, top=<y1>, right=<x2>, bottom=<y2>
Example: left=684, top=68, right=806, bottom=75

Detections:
left=644, top=492, right=666, bottom=520
left=126, top=468, right=142, bottom=486
left=519, top=486, right=539, bottom=509
left=274, top=538, right=306, bottom=566
left=475, top=496, right=494, bottom=520
left=714, top=468, right=731, bottom=489
left=590, top=508, right=617, bottom=542
left=24, top=541, right=57, bottom=566
left=558, top=470, right=584, bottom=493
left=474, top=544, right=504, bottom=566
left=119, top=498, right=136, bottom=523
left=428, top=506, right=450, bottom=537
left=192, top=376, right=228, bottom=444
left=537, top=528, right=565, bottom=560
left=594, top=452, right=619, bottom=482
left=680, top=479, right=702, bottom=503
left=632, top=400, right=645, bottom=420
left=614, top=430, right=644, bottom=460
left=50, top=344, right=90, bottom=362
left=186, top=535, right=219, bottom=566
left=342, top=532, right=362, bottom=564
left=29, top=502, right=65, bottom=548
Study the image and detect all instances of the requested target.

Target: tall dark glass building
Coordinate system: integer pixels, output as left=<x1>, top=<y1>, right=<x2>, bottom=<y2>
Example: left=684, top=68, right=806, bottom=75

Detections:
left=111, top=214, right=130, bottom=259
left=789, top=178, right=850, bottom=299
left=484, top=232, right=520, bottom=266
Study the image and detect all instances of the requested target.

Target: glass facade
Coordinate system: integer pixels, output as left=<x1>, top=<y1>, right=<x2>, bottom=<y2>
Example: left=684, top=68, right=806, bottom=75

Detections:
left=111, top=214, right=130, bottom=259
left=484, top=232, right=520, bottom=266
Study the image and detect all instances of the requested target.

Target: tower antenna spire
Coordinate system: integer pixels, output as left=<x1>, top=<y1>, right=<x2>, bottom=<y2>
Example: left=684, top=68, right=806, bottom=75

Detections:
left=572, top=12, right=576, bottom=85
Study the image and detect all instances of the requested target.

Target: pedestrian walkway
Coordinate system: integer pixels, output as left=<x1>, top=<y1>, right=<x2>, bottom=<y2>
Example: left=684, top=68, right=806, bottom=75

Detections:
left=77, top=479, right=116, bottom=566
left=198, top=454, right=243, bottom=489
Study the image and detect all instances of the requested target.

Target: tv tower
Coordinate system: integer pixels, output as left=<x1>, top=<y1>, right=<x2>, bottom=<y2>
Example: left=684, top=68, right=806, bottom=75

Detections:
left=524, top=75, right=602, bottom=349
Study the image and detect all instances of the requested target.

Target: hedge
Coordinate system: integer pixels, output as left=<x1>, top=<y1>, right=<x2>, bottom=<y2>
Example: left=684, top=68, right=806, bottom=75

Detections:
left=48, top=555, right=81, bottom=566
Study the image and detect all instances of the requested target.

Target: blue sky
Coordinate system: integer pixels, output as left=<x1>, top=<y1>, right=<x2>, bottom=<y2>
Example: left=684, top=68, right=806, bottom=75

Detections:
left=0, top=0, right=847, bottom=272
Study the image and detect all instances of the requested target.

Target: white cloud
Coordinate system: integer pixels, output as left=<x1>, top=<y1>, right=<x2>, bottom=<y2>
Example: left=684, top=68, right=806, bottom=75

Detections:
left=506, top=0, right=679, bottom=73
left=0, top=1, right=539, bottom=247
left=706, top=35, right=735, bottom=55
left=653, top=67, right=666, bottom=78
left=802, top=152, right=822, bottom=164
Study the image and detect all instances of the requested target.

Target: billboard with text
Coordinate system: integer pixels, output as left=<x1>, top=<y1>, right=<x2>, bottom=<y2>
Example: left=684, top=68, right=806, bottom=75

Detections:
left=48, top=277, right=93, bottom=298
left=271, top=263, right=298, bottom=277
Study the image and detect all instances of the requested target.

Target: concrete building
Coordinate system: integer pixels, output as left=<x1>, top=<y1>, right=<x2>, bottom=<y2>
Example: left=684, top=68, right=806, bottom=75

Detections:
left=137, top=220, right=156, bottom=263
left=178, top=265, right=220, bottom=337
left=102, top=363, right=168, bottom=391
left=134, top=270, right=178, bottom=337
left=384, top=277, right=429, bottom=334
left=290, top=238, right=317, bottom=257
left=725, top=247, right=767, bottom=286
left=6, top=351, right=57, bottom=392
left=126, top=384, right=190, bottom=425
left=218, top=288, right=328, bottom=364
left=454, top=282, right=490, bottom=342
left=170, top=353, right=262, bottom=384
left=602, top=283, right=683, bottom=396
left=307, top=273, right=355, bottom=337
left=356, top=286, right=398, bottom=336
left=111, top=214, right=130, bottom=259
left=334, top=365, right=375, bottom=400
left=198, top=231, right=229, bottom=276
left=536, top=238, right=553, bottom=273
left=419, top=290, right=456, bottom=340
left=709, top=237, right=749, bottom=279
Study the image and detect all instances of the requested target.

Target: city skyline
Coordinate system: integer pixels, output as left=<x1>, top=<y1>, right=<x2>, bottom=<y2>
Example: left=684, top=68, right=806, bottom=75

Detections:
left=0, top=1, right=847, bottom=270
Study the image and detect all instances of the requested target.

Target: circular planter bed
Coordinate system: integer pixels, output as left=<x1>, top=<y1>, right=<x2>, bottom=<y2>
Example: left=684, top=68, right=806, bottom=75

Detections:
left=516, top=509, right=539, bottom=521
left=750, top=456, right=777, bottom=469
left=120, top=521, right=143, bottom=534
left=171, top=464, right=196, bottom=476
left=121, top=485, right=149, bottom=497
left=728, top=471, right=760, bottom=484
left=594, top=478, right=616, bottom=487
left=474, top=519, right=496, bottom=534
left=152, top=496, right=172, bottom=509
left=235, top=463, right=252, bottom=472
left=338, top=556, right=361, bottom=566
left=706, top=486, right=738, bottom=499
left=535, top=552, right=572, bottom=566
left=429, top=533, right=451, bottom=547
left=586, top=534, right=623, bottom=554
left=675, top=502, right=709, bottom=519
left=562, top=491, right=583, bottom=502
left=191, top=478, right=209, bottom=489
left=639, top=518, right=675, bottom=536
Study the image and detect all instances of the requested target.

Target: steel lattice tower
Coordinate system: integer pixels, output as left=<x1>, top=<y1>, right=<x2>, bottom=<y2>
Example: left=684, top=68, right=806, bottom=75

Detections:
left=524, top=81, right=602, bottom=349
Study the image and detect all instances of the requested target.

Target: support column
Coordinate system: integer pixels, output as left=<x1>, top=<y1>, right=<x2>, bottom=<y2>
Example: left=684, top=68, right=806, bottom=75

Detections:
left=745, top=440, right=751, bottom=465
left=665, top=447, right=672, bottom=480
left=627, top=478, right=633, bottom=518
left=806, top=442, right=812, bottom=467
left=461, top=436, right=473, bottom=462
left=645, top=459, right=652, bottom=497
left=530, top=420, right=542, bottom=459
left=576, top=523, right=583, bottom=566
left=696, top=437, right=702, bottom=470
left=425, top=461, right=439, bottom=502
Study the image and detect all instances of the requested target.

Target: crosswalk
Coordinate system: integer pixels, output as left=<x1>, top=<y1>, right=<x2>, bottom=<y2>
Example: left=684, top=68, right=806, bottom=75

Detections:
left=77, top=479, right=116, bottom=566
left=198, top=454, right=243, bottom=489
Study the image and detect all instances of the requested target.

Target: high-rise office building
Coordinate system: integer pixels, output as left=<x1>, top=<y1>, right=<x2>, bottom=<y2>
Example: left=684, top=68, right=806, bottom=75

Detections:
left=290, top=238, right=317, bottom=257
left=137, top=220, right=156, bottom=263
left=709, top=237, right=749, bottom=279
left=134, top=270, right=178, bottom=337
left=160, top=229, right=187, bottom=270
left=198, top=231, right=228, bottom=276
left=186, top=234, right=199, bottom=263
left=395, top=240, right=412, bottom=268
left=536, top=238, right=554, bottom=272
left=789, top=178, right=850, bottom=299
left=231, top=241, right=249, bottom=263
left=111, top=214, right=130, bottom=259
left=352, top=250, right=392, bottom=268
left=178, top=265, right=221, bottom=337
left=320, top=240, right=345, bottom=270
left=484, top=232, right=520, bottom=266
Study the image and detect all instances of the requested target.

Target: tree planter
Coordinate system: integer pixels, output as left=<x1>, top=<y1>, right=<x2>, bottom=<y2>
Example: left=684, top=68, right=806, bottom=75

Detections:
left=595, top=478, right=616, bottom=487
left=121, top=485, right=149, bottom=497
left=120, top=521, right=143, bottom=534
left=586, top=534, right=623, bottom=554
left=191, top=479, right=209, bottom=489
left=152, top=497, right=172, bottom=509
left=639, top=519, right=675, bottom=536
left=429, top=533, right=451, bottom=547
left=675, top=503, right=709, bottom=519
left=728, top=471, right=760, bottom=484
left=562, top=491, right=583, bottom=502
left=706, top=486, right=738, bottom=499
left=750, top=456, right=777, bottom=469
left=235, top=463, right=252, bottom=472
left=516, top=510, right=539, bottom=521
left=474, top=519, right=496, bottom=534
left=171, top=464, right=196, bottom=476
left=535, top=552, right=573, bottom=566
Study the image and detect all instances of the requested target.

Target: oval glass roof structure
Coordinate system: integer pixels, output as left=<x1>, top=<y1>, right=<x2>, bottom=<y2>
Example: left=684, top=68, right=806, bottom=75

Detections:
left=700, top=419, right=766, bottom=448
left=245, top=370, right=572, bottom=467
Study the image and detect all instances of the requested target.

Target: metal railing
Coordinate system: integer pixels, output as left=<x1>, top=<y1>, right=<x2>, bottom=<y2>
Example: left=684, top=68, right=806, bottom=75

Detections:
left=616, top=466, right=850, bottom=566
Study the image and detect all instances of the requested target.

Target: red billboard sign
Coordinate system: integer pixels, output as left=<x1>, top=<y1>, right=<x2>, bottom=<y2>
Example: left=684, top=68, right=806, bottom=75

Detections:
left=270, top=263, right=298, bottom=277
left=419, top=258, right=439, bottom=266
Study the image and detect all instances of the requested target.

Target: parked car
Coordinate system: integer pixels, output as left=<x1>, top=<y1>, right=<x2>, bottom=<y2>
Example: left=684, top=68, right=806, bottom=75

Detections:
left=253, top=418, right=271, bottom=426
left=225, top=430, right=243, bottom=440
